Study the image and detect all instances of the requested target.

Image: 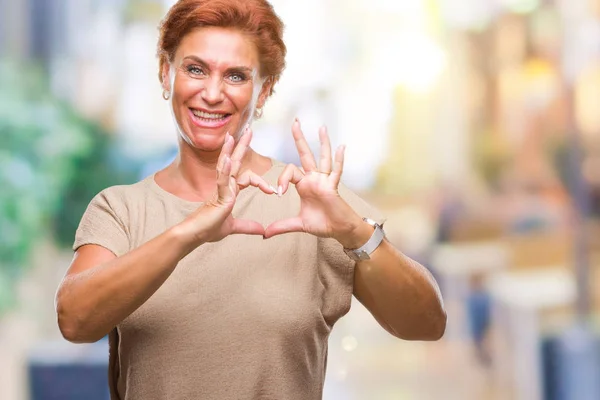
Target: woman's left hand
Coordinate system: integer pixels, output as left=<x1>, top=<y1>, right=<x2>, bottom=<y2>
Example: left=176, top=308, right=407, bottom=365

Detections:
left=264, top=119, right=363, bottom=247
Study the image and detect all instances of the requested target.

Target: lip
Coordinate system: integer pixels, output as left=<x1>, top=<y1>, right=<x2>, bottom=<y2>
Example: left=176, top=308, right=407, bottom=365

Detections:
left=191, top=107, right=230, bottom=115
left=188, top=108, right=232, bottom=129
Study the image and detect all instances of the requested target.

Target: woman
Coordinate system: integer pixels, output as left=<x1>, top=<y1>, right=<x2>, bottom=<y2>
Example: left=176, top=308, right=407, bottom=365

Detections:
left=55, top=0, right=446, bottom=399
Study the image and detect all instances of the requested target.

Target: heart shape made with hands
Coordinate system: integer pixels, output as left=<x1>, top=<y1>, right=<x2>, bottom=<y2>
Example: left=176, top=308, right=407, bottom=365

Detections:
left=211, top=118, right=358, bottom=243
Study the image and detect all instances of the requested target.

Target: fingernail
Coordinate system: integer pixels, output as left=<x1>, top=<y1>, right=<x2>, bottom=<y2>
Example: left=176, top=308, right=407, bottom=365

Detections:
left=277, top=185, right=283, bottom=197
left=269, top=185, right=278, bottom=194
left=294, top=117, right=300, bottom=127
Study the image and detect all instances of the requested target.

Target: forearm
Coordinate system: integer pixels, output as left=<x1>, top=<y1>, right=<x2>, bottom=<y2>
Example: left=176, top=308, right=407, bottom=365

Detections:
left=353, top=240, right=446, bottom=340
left=339, top=217, right=446, bottom=341
left=56, top=225, right=199, bottom=343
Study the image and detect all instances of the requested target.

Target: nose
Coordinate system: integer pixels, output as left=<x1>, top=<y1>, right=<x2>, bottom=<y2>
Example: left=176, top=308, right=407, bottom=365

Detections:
left=200, top=76, right=225, bottom=105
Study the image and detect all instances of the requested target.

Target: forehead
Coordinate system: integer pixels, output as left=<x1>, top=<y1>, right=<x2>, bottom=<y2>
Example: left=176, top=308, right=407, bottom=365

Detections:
left=175, top=27, right=259, bottom=70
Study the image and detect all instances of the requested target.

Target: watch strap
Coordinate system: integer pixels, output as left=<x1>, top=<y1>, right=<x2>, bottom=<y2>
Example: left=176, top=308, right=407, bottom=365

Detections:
left=343, top=218, right=385, bottom=261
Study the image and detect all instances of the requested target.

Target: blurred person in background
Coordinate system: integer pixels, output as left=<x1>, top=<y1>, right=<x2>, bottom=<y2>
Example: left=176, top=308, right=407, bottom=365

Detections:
left=54, top=0, right=446, bottom=398
left=466, top=272, right=492, bottom=367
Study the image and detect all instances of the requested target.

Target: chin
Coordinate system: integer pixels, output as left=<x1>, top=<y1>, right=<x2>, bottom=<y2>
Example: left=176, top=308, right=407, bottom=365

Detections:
left=181, top=124, right=239, bottom=152
left=183, top=132, right=224, bottom=152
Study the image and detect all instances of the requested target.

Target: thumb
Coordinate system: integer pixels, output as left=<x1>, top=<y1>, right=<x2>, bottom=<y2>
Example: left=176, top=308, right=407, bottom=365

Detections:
left=216, top=156, right=235, bottom=204
left=264, top=217, right=304, bottom=238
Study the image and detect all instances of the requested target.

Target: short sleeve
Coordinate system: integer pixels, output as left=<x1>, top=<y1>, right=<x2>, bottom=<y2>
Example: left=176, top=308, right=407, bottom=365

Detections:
left=73, top=189, right=130, bottom=257
left=317, top=183, right=387, bottom=325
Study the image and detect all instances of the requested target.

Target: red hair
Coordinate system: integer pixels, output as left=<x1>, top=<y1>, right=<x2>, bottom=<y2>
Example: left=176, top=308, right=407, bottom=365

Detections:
left=157, top=0, right=286, bottom=96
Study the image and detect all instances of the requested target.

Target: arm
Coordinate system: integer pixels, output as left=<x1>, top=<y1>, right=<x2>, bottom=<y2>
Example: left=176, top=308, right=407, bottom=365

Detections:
left=56, top=131, right=273, bottom=343
left=339, top=220, right=446, bottom=341
left=263, top=120, right=446, bottom=341
left=56, top=227, right=197, bottom=343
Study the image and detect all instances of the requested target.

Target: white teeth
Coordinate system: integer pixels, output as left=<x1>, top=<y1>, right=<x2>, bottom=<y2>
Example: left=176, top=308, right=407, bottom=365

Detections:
left=192, top=109, right=227, bottom=119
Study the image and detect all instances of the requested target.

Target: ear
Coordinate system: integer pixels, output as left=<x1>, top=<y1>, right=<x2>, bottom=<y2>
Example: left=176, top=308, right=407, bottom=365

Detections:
left=256, top=77, right=274, bottom=109
left=161, top=61, right=172, bottom=92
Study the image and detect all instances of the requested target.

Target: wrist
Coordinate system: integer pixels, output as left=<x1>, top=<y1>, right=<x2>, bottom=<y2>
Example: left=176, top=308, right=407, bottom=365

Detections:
left=336, top=217, right=375, bottom=249
left=168, top=221, right=205, bottom=255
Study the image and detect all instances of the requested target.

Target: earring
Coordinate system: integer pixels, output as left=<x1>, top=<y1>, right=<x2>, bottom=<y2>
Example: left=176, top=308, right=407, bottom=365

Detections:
left=162, top=89, right=171, bottom=100
left=254, top=107, right=263, bottom=119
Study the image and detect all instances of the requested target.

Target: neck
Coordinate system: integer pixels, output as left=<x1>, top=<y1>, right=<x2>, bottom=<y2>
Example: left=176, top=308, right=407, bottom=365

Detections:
left=160, top=138, right=269, bottom=202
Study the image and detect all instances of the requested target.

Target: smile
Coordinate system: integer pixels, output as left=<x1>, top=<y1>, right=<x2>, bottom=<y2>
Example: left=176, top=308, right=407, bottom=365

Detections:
left=191, top=109, right=229, bottom=120
left=188, top=108, right=232, bottom=128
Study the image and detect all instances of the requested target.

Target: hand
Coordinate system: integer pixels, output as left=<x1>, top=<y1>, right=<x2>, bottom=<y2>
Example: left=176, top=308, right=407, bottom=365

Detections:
left=180, top=128, right=275, bottom=244
left=264, top=119, right=364, bottom=245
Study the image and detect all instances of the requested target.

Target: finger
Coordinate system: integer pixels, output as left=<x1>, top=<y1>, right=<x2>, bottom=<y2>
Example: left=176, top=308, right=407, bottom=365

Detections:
left=264, top=217, right=304, bottom=238
left=330, top=145, right=345, bottom=187
left=318, top=126, right=332, bottom=174
left=230, top=126, right=252, bottom=176
left=277, top=163, right=304, bottom=196
left=216, top=133, right=234, bottom=173
left=291, top=118, right=317, bottom=172
left=231, top=218, right=265, bottom=236
left=216, top=156, right=234, bottom=203
left=237, top=171, right=276, bottom=194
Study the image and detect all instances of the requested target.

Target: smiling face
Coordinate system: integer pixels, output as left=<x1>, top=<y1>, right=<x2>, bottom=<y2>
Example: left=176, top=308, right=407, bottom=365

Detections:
left=162, top=27, right=272, bottom=152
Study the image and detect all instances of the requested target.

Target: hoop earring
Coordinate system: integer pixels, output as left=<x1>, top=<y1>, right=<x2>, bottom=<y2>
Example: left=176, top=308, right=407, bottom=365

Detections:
left=162, top=89, right=171, bottom=100
left=254, top=107, right=263, bottom=119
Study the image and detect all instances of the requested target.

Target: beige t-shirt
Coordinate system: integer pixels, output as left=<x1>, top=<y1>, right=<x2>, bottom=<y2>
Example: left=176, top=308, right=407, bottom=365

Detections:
left=73, top=160, right=384, bottom=400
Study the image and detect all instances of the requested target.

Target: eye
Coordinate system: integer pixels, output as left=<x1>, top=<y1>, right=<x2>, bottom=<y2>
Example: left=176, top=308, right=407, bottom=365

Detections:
left=228, top=73, right=247, bottom=83
left=186, top=65, right=205, bottom=76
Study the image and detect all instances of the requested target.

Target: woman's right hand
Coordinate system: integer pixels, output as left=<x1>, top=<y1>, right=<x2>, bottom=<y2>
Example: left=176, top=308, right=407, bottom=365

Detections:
left=178, top=128, right=275, bottom=244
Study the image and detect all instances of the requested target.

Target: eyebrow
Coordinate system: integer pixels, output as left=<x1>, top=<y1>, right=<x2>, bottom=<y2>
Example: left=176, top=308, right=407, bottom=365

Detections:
left=182, top=55, right=254, bottom=74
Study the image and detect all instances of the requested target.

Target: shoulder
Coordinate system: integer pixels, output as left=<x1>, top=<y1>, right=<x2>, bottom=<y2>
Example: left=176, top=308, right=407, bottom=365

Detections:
left=92, top=177, right=152, bottom=206
left=84, top=177, right=154, bottom=225
left=74, top=179, right=152, bottom=255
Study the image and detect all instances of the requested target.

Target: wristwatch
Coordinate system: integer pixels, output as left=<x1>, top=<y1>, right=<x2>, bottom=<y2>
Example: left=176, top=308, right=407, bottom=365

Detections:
left=343, top=218, right=386, bottom=261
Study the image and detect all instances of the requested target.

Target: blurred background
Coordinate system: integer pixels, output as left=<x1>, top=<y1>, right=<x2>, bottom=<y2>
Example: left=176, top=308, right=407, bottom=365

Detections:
left=1, top=0, right=600, bottom=399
